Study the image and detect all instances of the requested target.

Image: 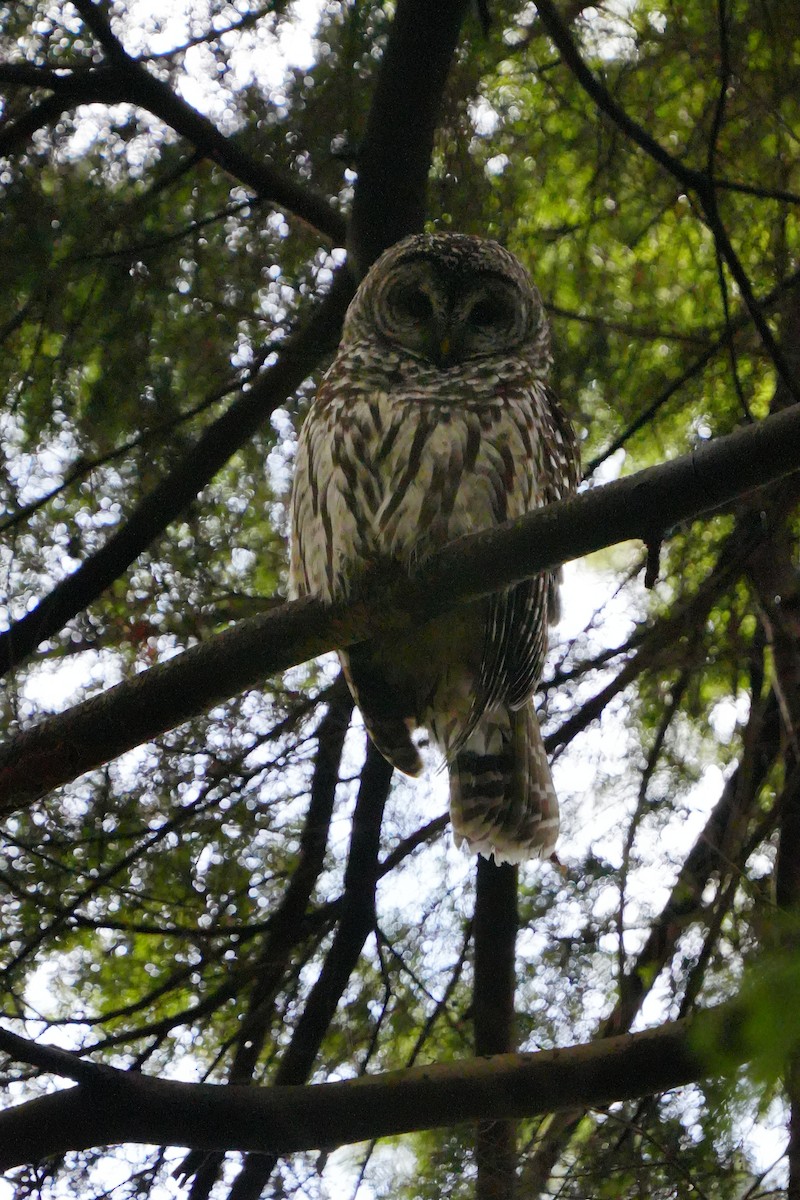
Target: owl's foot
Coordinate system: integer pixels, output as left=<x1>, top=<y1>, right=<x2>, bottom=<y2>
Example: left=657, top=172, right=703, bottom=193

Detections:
left=365, top=716, right=424, bottom=777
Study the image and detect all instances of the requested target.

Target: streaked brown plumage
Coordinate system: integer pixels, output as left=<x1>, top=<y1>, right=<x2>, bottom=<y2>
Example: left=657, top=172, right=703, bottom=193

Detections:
left=290, top=233, right=579, bottom=862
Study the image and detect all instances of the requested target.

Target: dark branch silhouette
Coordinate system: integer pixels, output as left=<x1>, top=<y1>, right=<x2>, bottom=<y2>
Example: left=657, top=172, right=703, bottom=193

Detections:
left=0, top=33, right=346, bottom=244
left=474, top=859, right=518, bottom=1200
left=225, top=740, right=393, bottom=1200
left=347, top=0, right=473, bottom=274
left=0, top=1000, right=753, bottom=1168
left=532, top=0, right=799, bottom=403
left=523, top=688, right=785, bottom=1191
left=585, top=266, right=800, bottom=474
left=2, top=399, right=799, bottom=814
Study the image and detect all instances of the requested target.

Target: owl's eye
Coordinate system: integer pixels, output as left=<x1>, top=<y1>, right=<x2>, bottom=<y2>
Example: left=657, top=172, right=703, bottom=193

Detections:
left=469, top=298, right=501, bottom=327
left=395, top=288, right=434, bottom=322
left=468, top=291, right=516, bottom=329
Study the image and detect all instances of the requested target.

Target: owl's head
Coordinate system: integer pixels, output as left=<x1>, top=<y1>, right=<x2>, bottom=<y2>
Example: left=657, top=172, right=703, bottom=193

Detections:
left=342, top=233, right=549, bottom=369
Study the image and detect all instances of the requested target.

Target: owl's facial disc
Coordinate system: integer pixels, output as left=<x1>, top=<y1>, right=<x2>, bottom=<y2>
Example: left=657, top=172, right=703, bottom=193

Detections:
left=377, top=261, right=528, bottom=366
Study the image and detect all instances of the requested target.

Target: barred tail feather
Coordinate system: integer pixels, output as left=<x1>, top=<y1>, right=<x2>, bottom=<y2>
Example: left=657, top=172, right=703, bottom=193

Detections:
left=449, top=703, right=558, bottom=863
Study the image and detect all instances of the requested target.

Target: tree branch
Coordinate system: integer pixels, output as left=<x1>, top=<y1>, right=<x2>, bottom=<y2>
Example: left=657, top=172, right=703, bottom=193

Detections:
left=532, top=0, right=799, bottom=402
left=228, top=677, right=354, bottom=1087
left=0, top=49, right=346, bottom=244
left=1, top=399, right=799, bottom=814
left=522, top=689, right=784, bottom=1191
left=474, top=859, right=518, bottom=1200
left=0, top=1001, right=752, bottom=1168
left=0, top=271, right=352, bottom=678
left=347, top=0, right=473, bottom=274
left=225, top=739, right=393, bottom=1200
left=585, top=266, right=800, bottom=475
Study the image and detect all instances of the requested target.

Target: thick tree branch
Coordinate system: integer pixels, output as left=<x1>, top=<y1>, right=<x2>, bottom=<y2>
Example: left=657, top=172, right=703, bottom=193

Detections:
left=1, top=400, right=799, bottom=814
left=72, top=0, right=131, bottom=63
left=474, top=859, right=518, bottom=1200
left=347, top=0, right=472, bottom=275
left=0, top=1001, right=752, bottom=1167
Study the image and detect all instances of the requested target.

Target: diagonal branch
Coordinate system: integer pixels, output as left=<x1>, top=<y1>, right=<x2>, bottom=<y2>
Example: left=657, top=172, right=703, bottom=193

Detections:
left=0, top=45, right=346, bottom=244
left=522, top=689, right=784, bottom=1192
left=532, top=0, right=799, bottom=402
left=0, top=271, right=351, bottom=678
left=1, top=397, right=799, bottom=815
left=586, top=266, right=800, bottom=475
left=179, top=706, right=384, bottom=1199
left=228, top=677, right=354, bottom=1086
left=225, top=739, right=394, bottom=1200
left=0, top=999, right=755, bottom=1168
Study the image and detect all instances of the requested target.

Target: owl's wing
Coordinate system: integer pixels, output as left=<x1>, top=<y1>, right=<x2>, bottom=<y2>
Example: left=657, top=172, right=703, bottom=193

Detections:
left=468, top=384, right=580, bottom=729
left=289, top=363, right=372, bottom=605
left=288, top=406, right=325, bottom=600
left=478, top=573, right=555, bottom=714
left=442, top=574, right=554, bottom=760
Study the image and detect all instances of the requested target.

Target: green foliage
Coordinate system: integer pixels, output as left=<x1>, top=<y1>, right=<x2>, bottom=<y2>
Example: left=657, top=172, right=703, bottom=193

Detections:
left=697, top=921, right=800, bottom=1089
left=1, top=1, right=800, bottom=1198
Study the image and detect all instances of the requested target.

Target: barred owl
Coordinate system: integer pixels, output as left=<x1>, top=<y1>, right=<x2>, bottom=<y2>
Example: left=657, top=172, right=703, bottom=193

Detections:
left=290, top=233, right=579, bottom=862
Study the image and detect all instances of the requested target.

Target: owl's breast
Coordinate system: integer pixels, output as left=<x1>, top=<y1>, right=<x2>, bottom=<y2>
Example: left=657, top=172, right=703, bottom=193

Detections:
left=290, top=350, right=543, bottom=603
left=367, top=386, right=539, bottom=567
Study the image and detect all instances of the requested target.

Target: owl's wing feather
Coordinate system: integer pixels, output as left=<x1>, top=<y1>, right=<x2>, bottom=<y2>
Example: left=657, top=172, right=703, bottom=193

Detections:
left=463, top=384, right=580, bottom=738
left=498, top=576, right=554, bottom=708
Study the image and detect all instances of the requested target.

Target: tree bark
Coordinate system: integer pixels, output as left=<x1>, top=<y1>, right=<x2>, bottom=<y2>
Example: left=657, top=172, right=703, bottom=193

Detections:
left=474, top=859, right=519, bottom=1200
left=0, top=1001, right=751, bottom=1168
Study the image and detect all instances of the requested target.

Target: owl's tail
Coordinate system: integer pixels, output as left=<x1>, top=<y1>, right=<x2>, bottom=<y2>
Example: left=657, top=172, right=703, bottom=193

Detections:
left=449, top=702, right=558, bottom=863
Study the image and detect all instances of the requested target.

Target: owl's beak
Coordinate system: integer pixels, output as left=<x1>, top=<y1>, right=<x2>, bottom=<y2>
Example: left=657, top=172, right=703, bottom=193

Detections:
left=432, top=320, right=462, bottom=367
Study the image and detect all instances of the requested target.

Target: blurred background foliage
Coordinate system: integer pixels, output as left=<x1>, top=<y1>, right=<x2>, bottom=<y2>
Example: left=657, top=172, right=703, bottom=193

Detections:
left=1, top=0, right=800, bottom=1197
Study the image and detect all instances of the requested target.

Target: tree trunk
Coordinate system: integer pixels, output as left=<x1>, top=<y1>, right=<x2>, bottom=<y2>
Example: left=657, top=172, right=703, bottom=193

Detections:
left=474, top=858, right=518, bottom=1200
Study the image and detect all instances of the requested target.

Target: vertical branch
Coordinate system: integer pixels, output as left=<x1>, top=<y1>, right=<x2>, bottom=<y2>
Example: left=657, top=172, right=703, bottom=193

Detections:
left=789, top=1054, right=800, bottom=1200
left=730, top=282, right=800, bottom=1197
left=182, top=678, right=354, bottom=1200
left=775, top=756, right=800, bottom=1200
left=224, top=740, right=394, bottom=1200
left=473, top=858, right=518, bottom=1200
left=757, top=552, right=800, bottom=1199
left=705, top=0, right=748, bottom=420
left=229, top=678, right=355, bottom=1085
left=347, top=0, right=472, bottom=275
